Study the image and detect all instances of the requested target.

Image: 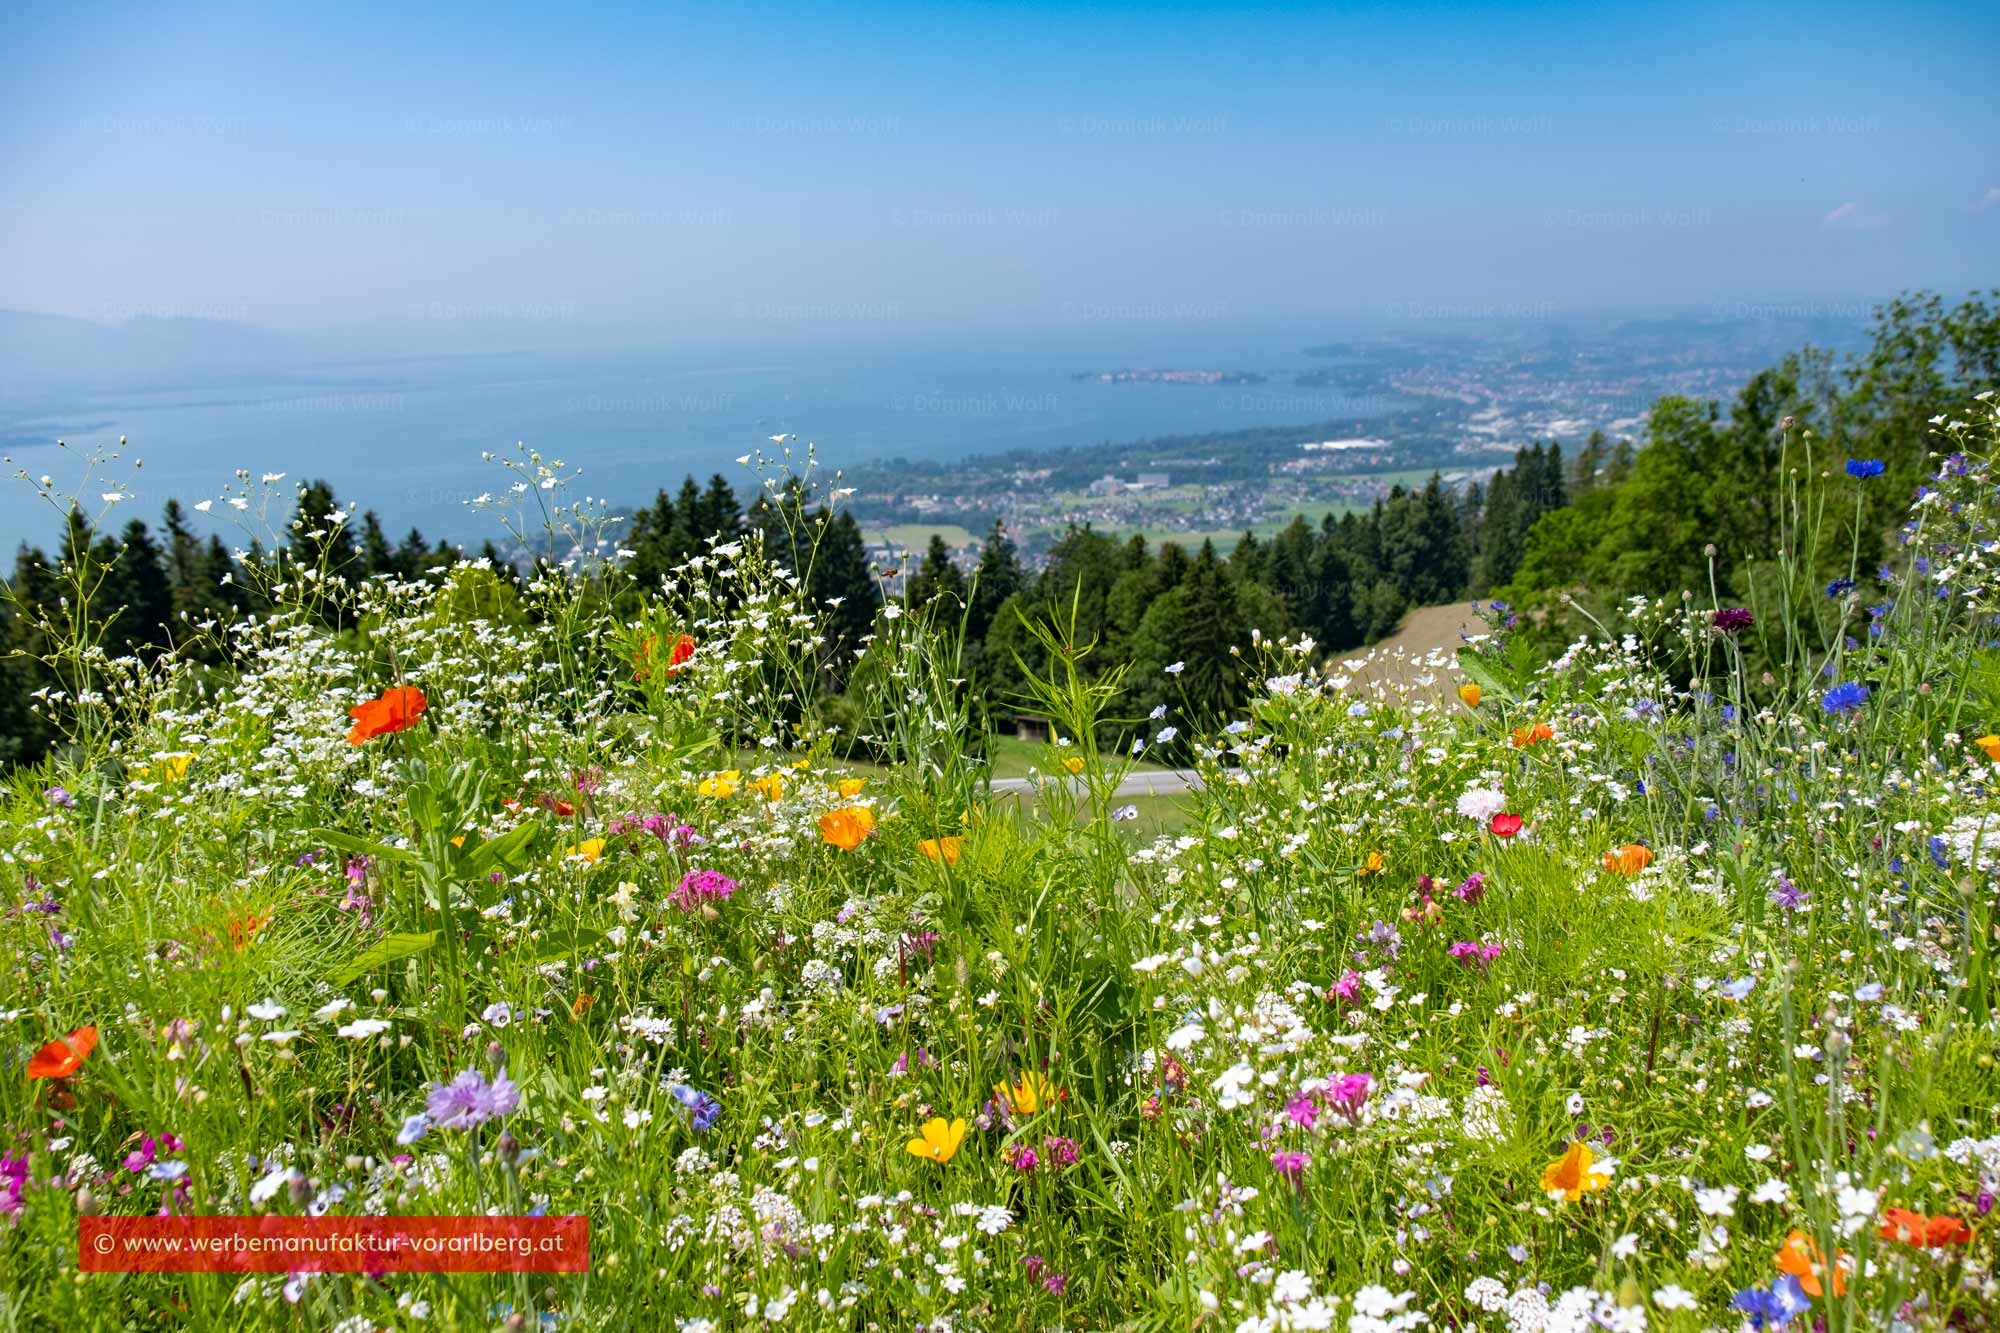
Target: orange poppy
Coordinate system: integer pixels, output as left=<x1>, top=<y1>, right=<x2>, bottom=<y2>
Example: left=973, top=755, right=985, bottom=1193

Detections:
left=1775, top=1228, right=1848, bottom=1298
left=226, top=909, right=271, bottom=952
left=1602, top=844, right=1652, bottom=875
left=1358, top=850, right=1385, bottom=876
left=1509, top=723, right=1554, bottom=748
left=819, top=805, right=876, bottom=851
left=570, top=992, right=595, bottom=1019
left=1879, top=1208, right=1972, bottom=1248
left=634, top=633, right=696, bottom=681
left=27, top=1026, right=98, bottom=1080
left=918, top=836, right=963, bottom=865
left=346, top=686, right=427, bottom=745
left=1457, top=683, right=1481, bottom=708
left=1539, top=1140, right=1612, bottom=1202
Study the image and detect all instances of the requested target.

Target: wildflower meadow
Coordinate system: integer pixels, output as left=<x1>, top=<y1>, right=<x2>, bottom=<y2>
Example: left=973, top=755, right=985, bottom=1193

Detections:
left=5, top=401, right=2000, bottom=1333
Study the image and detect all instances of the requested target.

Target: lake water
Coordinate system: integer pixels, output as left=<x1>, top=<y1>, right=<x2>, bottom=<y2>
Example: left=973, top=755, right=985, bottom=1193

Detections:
left=1, top=323, right=1406, bottom=549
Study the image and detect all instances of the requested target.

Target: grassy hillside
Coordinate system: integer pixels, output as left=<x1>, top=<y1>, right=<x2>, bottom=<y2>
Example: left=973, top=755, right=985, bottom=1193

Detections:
left=4, top=404, right=2000, bottom=1330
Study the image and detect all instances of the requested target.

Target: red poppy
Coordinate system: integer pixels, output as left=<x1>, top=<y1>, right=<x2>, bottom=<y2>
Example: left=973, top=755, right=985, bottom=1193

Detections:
left=1880, top=1207, right=1973, bottom=1248
left=27, top=1026, right=97, bottom=1080
left=1489, top=813, right=1523, bottom=838
left=635, top=633, right=696, bottom=681
left=346, top=686, right=427, bottom=745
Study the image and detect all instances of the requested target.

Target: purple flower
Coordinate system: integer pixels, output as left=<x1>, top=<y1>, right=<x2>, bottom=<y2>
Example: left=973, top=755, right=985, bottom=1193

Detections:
left=1269, top=1149, right=1310, bottom=1188
left=0, top=1152, right=27, bottom=1214
left=667, top=1083, right=721, bottom=1132
left=671, top=869, right=738, bottom=913
left=1712, top=608, right=1755, bottom=634
left=1328, top=1072, right=1372, bottom=1120
left=1452, top=872, right=1487, bottom=904
left=425, top=1067, right=520, bottom=1131
left=44, top=786, right=74, bottom=809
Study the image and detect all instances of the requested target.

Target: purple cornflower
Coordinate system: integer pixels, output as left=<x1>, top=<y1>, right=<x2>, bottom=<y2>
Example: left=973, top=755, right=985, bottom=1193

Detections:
left=425, top=1066, right=520, bottom=1131
left=670, top=869, right=738, bottom=913
left=1270, top=1149, right=1311, bottom=1189
left=43, top=786, right=73, bottom=809
left=1769, top=876, right=1808, bottom=911
left=667, top=1083, right=721, bottom=1132
left=1712, top=608, right=1755, bottom=634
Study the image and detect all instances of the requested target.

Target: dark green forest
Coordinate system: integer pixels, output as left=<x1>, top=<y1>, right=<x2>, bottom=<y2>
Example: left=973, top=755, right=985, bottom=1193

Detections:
left=5, top=290, right=1995, bottom=769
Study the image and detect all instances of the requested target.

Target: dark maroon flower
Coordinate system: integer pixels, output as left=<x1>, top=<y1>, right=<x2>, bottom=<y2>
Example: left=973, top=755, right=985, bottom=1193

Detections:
left=1712, top=608, right=1755, bottom=634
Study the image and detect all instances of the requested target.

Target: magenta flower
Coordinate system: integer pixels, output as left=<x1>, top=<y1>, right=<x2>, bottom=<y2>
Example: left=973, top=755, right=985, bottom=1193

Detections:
left=1270, top=1149, right=1311, bottom=1189
left=1448, top=940, right=1504, bottom=972
left=1453, top=872, right=1487, bottom=904
left=1284, top=1090, right=1320, bottom=1129
left=1328, top=1072, right=1372, bottom=1120
left=1712, top=607, right=1754, bottom=634
left=670, top=868, right=738, bottom=913
left=1328, top=970, right=1362, bottom=1003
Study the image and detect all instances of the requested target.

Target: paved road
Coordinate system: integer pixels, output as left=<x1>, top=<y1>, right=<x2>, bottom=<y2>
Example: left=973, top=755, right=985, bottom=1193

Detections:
left=989, top=768, right=1202, bottom=797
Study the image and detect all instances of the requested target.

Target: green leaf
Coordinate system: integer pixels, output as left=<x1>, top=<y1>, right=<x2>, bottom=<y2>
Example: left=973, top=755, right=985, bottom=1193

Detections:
left=463, top=821, right=540, bottom=874
left=1455, top=646, right=1517, bottom=702
left=305, top=828, right=417, bottom=863
left=328, top=931, right=438, bottom=987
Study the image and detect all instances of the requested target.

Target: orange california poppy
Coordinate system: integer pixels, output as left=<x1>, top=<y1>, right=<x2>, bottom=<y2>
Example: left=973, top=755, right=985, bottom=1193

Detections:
left=918, top=836, right=963, bottom=865
left=1457, top=683, right=1481, bottom=708
left=345, top=686, right=427, bottom=745
left=1879, top=1208, right=1972, bottom=1248
left=570, top=992, right=595, bottom=1019
left=1976, top=735, right=2000, bottom=763
left=1539, top=1140, right=1612, bottom=1202
left=1775, top=1228, right=1848, bottom=1298
left=1602, top=843, right=1652, bottom=875
left=1509, top=723, right=1554, bottom=748
left=1358, top=850, right=1385, bottom=876
left=819, top=805, right=876, bottom=851
left=27, top=1026, right=98, bottom=1080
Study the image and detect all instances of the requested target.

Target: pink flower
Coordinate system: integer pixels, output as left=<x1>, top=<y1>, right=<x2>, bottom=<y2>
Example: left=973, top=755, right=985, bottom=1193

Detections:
left=1285, top=1091, right=1321, bottom=1129
left=1328, top=1073, right=1372, bottom=1120
left=1327, top=970, right=1362, bottom=1003
left=1270, top=1149, right=1311, bottom=1189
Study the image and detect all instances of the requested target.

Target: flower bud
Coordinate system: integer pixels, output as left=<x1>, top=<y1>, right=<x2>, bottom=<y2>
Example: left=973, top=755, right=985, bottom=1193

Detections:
left=497, top=1130, right=521, bottom=1166
left=287, top=1170, right=311, bottom=1207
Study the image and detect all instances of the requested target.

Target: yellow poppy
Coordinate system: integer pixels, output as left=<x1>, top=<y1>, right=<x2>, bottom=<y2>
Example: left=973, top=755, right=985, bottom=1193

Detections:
left=749, top=773, right=786, bottom=803
left=564, top=838, right=606, bottom=865
left=1540, top=1140, right=1612, bottom=1202
left=698, top=769, right=743, bottom=798
left=133, top=752, right=196, bottom=782
left=1976, top=735, right=2000, bottom=763
left=1458, top=683, right=1481, bottom=708
left=905, top=1116, right=966, bottom=1164
left=992, top=1070, right=1062, bottom=1116
left=838, top=777, right=867, bottom=798
left=1062, top=756, right=1086, bottom=775
left=918, top=836, right=963, bottom=865
left=819, top=805, right=876, bottom=851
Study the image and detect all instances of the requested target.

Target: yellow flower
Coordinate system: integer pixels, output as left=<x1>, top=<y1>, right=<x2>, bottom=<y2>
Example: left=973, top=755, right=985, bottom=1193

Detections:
left=698, top=769, right=743, bottom=798
left=450, top=835, right=466, bottom=848
left=1359, top=850, right=1385, bottom=876
left=564, top=837, right=607, bottom=865
left=1540, top=1140, right=1612, bottom=1202
left=133, top=751, right=196, bottom=782
left=838, top=777, right=867, bottom=798
left=749, top=773, right=786, bottom=803
left=1976, top=735, right=2000, bottom=763
left=1458, top=683, right=1481, bottom=709
left=905, top=1116, right=966, bottom=1164
left=992, top=1070, right=1063, bottom=1116
left=819, top=804, right=876, bottom=851
left=1062, top=756, right=1086, bottom=775
left=918, top=836, right=963, bottom=865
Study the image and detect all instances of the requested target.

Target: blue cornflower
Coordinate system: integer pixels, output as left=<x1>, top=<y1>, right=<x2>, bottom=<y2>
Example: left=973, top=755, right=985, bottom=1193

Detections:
left=1820, top=681, right=1868, bottom=713
left=1826, top=578, right=1855, bottom=598
left=1731, top=1275, right=1810, bottom=1328
left=1927, top=836, right=1950, bottom=870
left=668, top=1083, right=722, bottom=1132
left=1845, top=458, right=1885, bottom=478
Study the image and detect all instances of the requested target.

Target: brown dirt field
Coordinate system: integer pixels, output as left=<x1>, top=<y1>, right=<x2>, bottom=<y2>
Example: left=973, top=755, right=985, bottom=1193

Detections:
left=1332, top=602, right=1485, bottom=703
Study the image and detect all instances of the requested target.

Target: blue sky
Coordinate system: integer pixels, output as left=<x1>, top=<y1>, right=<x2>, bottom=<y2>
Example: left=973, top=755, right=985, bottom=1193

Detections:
left=2, top=0, right=1995, bottom=338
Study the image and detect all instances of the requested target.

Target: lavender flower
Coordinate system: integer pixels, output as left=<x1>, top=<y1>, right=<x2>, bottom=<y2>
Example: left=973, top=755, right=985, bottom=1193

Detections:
left=425, top=1066, right=520, bottom=1130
